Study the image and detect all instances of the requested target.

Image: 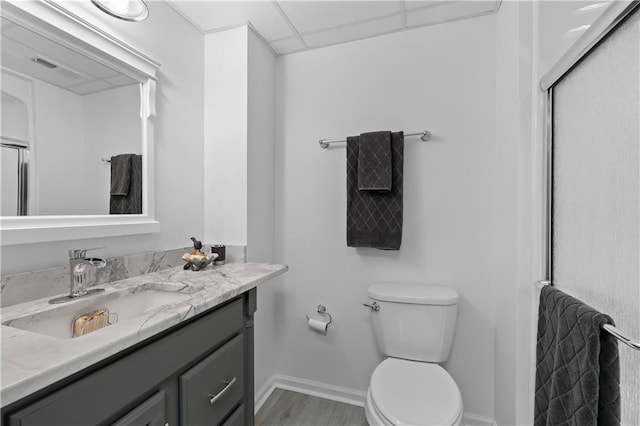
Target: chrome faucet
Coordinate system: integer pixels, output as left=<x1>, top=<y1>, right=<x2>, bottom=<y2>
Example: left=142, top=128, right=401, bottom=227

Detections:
left=49, top=248, right=107, bottom=304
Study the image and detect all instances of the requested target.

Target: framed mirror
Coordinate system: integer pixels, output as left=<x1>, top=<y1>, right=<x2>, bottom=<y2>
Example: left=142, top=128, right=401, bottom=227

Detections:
left=0, top=1, right=160, bottom=245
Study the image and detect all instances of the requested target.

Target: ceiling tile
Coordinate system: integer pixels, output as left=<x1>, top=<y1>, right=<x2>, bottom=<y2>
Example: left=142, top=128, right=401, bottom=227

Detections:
left=171, top=1, right=294, bottom=41
left=278, top=1, right=402, bottom=34
left=406, top=1, right=498, bottom=28
left=67, top=80, right=112, bottom=95
left=270, top=37, right=305, bottom=55
left=302, top=14, right=403, bottom=48
left=104, top=75, right=138, bottom=87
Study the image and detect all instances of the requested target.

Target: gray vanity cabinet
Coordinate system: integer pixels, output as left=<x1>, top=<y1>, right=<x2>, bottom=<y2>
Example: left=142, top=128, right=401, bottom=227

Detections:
left=2, top=289, right=257, bottom=426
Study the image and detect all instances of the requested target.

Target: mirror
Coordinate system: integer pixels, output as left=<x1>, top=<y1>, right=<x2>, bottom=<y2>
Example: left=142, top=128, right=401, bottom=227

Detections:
left=0, top=1, right=159, bottom=245
left=1, top=16, right=141, bottom=216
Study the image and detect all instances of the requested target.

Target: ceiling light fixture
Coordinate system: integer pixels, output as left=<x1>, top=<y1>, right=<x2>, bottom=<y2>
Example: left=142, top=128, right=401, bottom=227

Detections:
left=91, top=0, right=149, bottom=22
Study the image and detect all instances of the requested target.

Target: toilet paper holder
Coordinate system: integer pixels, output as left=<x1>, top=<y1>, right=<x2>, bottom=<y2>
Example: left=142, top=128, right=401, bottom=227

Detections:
left=306, top=304, right=332, bottom=326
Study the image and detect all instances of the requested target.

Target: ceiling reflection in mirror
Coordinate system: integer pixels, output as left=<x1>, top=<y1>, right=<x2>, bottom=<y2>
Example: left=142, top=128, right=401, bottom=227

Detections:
left=1, top=16, right=143, bottom=216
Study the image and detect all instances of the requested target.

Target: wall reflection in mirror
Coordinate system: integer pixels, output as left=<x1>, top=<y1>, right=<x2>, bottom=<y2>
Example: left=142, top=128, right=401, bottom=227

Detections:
left=1, top=16, right=143, bottom=216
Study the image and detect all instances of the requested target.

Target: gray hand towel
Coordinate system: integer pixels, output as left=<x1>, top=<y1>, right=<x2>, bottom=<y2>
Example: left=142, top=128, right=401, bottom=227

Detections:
left=534, top=285, right=620, bottom=426
left=347, top=132, right=403, bottom=250
left=110, top=154, right=142, bottom=214
left=110, top=154, right=134, bottom=196
left=358, top=131, right=392, bottom=191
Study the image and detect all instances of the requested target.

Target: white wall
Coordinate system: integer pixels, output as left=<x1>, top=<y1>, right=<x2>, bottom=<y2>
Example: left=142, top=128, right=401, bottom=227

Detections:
left=273, top=15, right=497, bottom=419
left=247, top=29, right=275, bottom=264
left=82, top=84, right=141, bottom=215
left=1, top=1, right=204, bottom=273
left=493, top=2, right=538, bottom=425
left=1, top=89, right=30, bottom=140
left=246, top=29, right=278, bottom=395
left=202, top=24, right=278, bottom=394
left=203, top=27, right=248, bottom=246
left=1, top=73, right=90, bottom=215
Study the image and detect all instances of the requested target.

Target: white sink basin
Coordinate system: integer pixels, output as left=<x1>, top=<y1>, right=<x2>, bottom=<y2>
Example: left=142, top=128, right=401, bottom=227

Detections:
left=2, top=287, right=193, bottom=339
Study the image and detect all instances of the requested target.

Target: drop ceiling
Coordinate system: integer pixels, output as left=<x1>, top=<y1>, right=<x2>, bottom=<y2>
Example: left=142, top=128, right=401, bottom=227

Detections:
left=169, top=1, right=502, bottom=55
left=1, top=17, right=137, bottom=95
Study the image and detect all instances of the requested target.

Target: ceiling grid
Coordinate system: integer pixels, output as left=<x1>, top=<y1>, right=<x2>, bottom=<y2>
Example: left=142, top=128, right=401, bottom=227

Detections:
left=169, top=1, right=502, bottom=55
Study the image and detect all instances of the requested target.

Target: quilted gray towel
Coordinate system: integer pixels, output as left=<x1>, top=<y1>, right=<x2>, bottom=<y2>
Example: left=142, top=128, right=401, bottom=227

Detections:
left=347, top=131, right=403, bottom=250
left=110, top=154, right=134, bottom=196
left=110, top=154, right=142, bottom=214
left=534, top=285, right=620, bottom=426
left=358, top=131, right=392, bottom=191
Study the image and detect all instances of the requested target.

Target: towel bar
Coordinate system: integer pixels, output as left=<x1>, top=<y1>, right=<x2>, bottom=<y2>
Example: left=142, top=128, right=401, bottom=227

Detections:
left=318, top=130, right=431, bottom=149
left=536, top=280, right=640, bottom=351
left=602, top=324, right=640, bottom=351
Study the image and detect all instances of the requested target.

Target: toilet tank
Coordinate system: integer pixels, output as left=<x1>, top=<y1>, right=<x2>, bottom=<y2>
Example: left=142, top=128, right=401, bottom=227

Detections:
left=368, top=283, right=459, bottom=363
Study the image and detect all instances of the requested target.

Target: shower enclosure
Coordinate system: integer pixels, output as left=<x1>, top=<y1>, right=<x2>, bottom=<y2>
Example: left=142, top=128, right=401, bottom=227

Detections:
left=541, top=3, right=640, bottom=424
left=1, top=138, right=29, bottom=216
left=1, top=88, right=31, bottom=216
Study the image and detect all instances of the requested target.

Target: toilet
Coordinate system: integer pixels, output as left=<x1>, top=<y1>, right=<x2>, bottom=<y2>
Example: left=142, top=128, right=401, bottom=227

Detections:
left=364, top=283, right=463, bottom=426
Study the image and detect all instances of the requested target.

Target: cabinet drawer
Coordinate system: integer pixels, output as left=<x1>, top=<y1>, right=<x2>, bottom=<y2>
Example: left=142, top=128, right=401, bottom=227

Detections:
left=112, top=391, right=166, bottom=426
left=180, top=335, right=244, bottom=426
left=222, top=404, right=244, bottom=426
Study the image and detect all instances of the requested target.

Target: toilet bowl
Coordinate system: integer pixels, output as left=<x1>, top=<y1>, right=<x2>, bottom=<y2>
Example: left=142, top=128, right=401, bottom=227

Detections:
left=365, top=283, right=463, bottom=426
left=364, top=358, right=463, bottom=426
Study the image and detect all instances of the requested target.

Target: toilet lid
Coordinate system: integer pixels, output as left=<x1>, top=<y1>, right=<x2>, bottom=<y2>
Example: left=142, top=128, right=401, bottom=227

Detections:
left=370, top=358, right=463, bottom=426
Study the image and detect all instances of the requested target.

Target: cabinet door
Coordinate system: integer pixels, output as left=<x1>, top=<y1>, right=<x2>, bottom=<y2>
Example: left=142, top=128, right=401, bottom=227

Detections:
left=112, top=391, right=166, bottom=426
left=179, top=335, right=244, bottom=426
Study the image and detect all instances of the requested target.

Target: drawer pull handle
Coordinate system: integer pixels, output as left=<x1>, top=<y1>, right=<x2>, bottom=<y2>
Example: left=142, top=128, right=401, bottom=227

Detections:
left=208, top=377, right=237, bottom=405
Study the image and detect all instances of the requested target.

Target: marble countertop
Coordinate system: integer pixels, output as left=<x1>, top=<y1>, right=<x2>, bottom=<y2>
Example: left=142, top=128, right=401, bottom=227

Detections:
left=0, top=262, right=287, bottom=407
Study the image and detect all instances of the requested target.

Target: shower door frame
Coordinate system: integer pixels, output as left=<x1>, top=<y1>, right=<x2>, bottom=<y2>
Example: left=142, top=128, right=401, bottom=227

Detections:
left=1, top=136, right=30, bottom=216
left=540, top=0, right=640, bottom=284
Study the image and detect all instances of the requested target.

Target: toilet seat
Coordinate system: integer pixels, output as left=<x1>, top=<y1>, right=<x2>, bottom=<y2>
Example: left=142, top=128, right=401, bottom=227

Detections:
left=367, top=358, right=463, bottom=426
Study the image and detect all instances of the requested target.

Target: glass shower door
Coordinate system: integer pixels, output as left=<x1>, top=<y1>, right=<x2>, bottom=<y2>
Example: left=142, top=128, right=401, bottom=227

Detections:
left=1, top=140, right=29, bottom=216
left=550, top=8, right=640, bottom=425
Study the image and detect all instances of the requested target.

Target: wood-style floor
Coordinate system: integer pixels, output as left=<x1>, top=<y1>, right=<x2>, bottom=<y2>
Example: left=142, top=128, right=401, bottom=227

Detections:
left=255, top=389, right=368, bottom=426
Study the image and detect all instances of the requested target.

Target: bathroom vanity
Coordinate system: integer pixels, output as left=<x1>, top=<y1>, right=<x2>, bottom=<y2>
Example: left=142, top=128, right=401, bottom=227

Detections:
left=0, top=262, right=287, bottom=426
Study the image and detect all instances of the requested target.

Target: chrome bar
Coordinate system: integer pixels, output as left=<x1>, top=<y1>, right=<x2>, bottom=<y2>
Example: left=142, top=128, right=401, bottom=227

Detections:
left=1, top=136, right=30, bottom=149
left=535, top=281, right=640, bottom=351
left=17, top=148, right=29, bottom=216
left=543, top=89, right=553, bottom=283
left=603, top=324, right=640, bottom=351
left=540, top=1, right=640, bottom=91
left=319, top=130, right=432, bottom=149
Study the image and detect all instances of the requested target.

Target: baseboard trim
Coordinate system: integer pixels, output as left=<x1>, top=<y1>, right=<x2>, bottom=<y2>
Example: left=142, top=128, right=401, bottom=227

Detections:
left=255, top=374, right=496, bottom=426
left=255, top=374, right=366, bottom=413
left=462, top=412, right=498, bottom=426
left=254, top=375, right=279, bottom=413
